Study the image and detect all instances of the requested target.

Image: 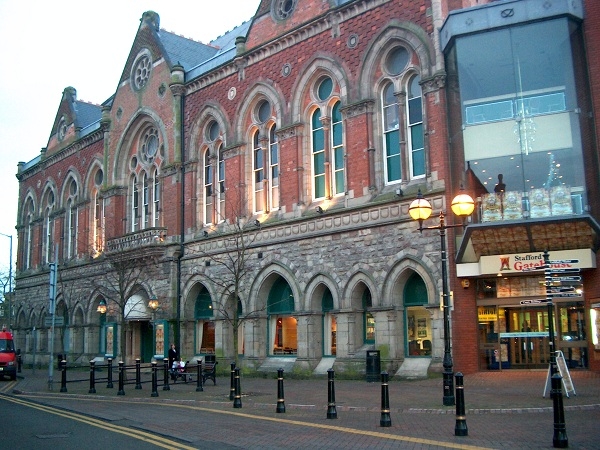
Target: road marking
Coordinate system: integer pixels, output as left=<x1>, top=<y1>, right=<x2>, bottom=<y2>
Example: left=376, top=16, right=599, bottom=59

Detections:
left=0, top=380, right=17, bottom=394
left=20, top=394, right=493, bottom=449
left=0, top=395, right=197, bottom=450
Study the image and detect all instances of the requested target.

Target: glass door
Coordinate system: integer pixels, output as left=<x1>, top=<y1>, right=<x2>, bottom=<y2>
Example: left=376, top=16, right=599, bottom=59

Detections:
left=502, top=306, right=551, bottom=369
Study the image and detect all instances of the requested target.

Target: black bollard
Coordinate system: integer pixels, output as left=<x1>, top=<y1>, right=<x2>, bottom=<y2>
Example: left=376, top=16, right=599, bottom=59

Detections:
left=229, top=362, right=236, bottom=401
left=454, top=372, right=468, bottom=436
left=163, top=358, right=170, bottom=391
left=117, top=361, right=125, bottom=395
left=276, top=368, right=286, bottom=413
left=89, top=360, right=97, bottom=394
left=551, top=373, right=568, bottom=448
left=380, top=371, right=391, bottom=427
left=327, top=368, right=337, bottom=419
left=196, top=360, right=204, bottom=392
left=135, top=358, right=142, bottom=389
left=233, top=367, right=242, bottom=408
left=106, top=358, right=114, bottom=388
left=60, top=359, right=68, bottom=393
left=151, top=361, right=159, bottom=397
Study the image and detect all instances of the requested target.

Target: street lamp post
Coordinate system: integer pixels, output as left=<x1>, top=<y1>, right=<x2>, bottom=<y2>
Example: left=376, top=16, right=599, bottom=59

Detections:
left=409, top=190, right=474, bottom=407
left=0, top=233, right=13, bottom=329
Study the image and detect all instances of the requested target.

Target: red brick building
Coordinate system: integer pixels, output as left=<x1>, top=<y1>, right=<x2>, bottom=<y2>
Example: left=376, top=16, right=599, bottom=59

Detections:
left=12, top=0, right=600, bottom=380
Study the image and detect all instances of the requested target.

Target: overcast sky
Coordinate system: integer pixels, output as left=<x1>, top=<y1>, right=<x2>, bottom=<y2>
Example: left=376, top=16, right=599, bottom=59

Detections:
left=0, top=0, right=260, bottom=280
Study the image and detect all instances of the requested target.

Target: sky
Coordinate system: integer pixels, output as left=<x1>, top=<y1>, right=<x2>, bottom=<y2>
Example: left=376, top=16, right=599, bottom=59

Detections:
left=0, top=0, right=261, bottom=283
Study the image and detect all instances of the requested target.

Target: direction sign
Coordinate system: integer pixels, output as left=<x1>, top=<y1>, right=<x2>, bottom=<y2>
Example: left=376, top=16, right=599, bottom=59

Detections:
left=548, top=259, right=579, bottom=264
left=545, top=276, right=581, bottom=282
left=546, top=287, right=575, bottom=293
left=546, top=292, right=581, bottom=298
left=520, top=299, right=550, bottom=305
left=548, top=268, right=581, bottom=274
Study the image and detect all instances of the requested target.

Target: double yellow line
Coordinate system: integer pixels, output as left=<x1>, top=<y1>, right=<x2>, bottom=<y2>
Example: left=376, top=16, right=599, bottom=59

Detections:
left=12, top=394, right=493, bottom=450
left=0, top=394, right=197, bottom=449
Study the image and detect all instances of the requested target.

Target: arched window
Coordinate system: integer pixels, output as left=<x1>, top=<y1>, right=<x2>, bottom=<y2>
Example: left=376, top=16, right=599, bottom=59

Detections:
left=269, top=125, right=280, bottom=210
left=131, top=175, right=139, bottom=232
left=203, top=150, right=213, bottom=225
left=311, top=77, right=345, bottom=200
left=66, top=197, right=78, bottom=259
left=143, top=172, right=149, bottom=229
left=153, top=170, right=160, bottom=227
left=383, top=82, right=401, bottom=183
left=407, top=75, right=425, bottom=178
left=42, top=190, right=56, bottom=264
left=24, top=199, right=34, bottom=269
left=201, top=119, right=225, bottom=225
left=253, top=130, right=265, bottom=213
left=92, top=169, right=104, bottom=254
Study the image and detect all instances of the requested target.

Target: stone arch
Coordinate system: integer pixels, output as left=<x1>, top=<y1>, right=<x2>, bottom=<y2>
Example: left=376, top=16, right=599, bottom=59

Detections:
left=358, top=21, right=436, bottom=100
left=382, top=255, right=437, bottom=309
left=305, top=273, right=340, bottom=312
left=343, top=270, right=379, bottom=309
left=290, top=55, right=349, bottom=124
left=249, top=262, right=302, bottom=315
left=112, top=109, right=169, bottom=186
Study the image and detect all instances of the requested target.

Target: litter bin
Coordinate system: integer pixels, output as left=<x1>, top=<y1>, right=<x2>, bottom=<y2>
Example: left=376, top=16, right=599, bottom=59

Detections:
left=366, top=350, right=380, bottom=382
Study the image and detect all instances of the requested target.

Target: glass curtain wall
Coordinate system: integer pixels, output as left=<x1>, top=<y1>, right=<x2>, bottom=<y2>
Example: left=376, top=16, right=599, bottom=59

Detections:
left=448, top=18, right=586, bottom=220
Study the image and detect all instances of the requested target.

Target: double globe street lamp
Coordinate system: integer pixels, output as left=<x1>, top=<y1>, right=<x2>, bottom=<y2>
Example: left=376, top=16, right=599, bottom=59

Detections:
left=409, top=189, right=474, bottom=406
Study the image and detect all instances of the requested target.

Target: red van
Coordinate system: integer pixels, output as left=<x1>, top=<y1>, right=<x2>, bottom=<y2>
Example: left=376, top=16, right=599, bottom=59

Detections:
left=0, top=329, right=17, bottom=380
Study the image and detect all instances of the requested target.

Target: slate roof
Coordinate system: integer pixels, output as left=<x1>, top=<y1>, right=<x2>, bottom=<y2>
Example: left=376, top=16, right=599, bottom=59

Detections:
left=159, top=31, right=220, bottom=72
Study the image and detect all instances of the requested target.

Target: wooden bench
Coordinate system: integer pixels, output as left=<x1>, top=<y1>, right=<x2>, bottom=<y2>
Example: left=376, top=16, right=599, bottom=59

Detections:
left=202, top=357, right=218, bottom=385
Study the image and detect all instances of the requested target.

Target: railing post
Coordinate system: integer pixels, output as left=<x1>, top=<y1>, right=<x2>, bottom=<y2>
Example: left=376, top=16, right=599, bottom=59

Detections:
left=196, top=360, right=204, bottom=392
left=229, top=361, right=236, bottom=400
left=151, top=361, right=159, bottom=397
left=88, top=360, right=97, bottom=394
left=454, top=372, right=468, bottom=436
left=233, top=367, right=242, bottom=408
left=276, top=368, right=285, bottom=413
left=327, top=368, right=337, bottom=419
left=163, top=358, right=170, bottom=391
left=60, top=359, right=67, bottom=393
left=117, top=361, right=125, bottom=396
left=106, top=358, right=114, bottom=388
left=135, top=358, right=142, bottom=389
left=380, top=371, right=391, bottom=427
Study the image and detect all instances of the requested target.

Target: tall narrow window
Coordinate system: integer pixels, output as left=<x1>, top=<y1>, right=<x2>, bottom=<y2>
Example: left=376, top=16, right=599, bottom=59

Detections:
left=331, top=102, right=345, bottom=195
left=43, top=208, right=53, bottom=264
left=204, top=150, right=213, bottom=225
left=66, top=179, right=79, bottom=259
left=93, top=169, right=104, bottom=254
left=312, top=108, right=326, bottom=199
left=253, top=131, right=264, bottom=213
left=94, top=192, right=104, bottom=253
left=67, top=199, right=78, bottom=259
left=383, top=83, right=401, bottom=183
left=143, top=173, right=150, bottom=229
left=217, top=146, right=225, bottom=222
left=132, top=176, right=139, bottom=232
left=269, top=125, right=280, bottom=210
left=24, top=200, right=34, bottom=269
left=153, top=171, right=160, bottom=227
left=408, top=76, right=425, bottom=178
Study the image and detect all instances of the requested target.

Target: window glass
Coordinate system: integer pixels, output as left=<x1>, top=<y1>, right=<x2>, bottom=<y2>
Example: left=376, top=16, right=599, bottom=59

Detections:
left=386, top=47, right=409, bottom=76
left=452, top=18, right=585, bottom=216
left=318, top=77, right=333, bottom=101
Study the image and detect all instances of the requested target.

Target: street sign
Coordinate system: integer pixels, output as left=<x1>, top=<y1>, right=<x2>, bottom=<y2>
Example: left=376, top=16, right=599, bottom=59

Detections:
left=546, top=292, right=581, bottom=298
left=546, top=287, right=575, bottom=293
left=548, top=259, right=579, bottom=264
left=545, top=276, right=581, bottom=282
left=520, top=299, right=550, bottom=305
left=548, top=268, right=581, bottom=274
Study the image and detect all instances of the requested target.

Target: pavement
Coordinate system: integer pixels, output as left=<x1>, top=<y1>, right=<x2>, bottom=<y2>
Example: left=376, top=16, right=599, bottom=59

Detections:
left=2, top=365, right=599, bottom=449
